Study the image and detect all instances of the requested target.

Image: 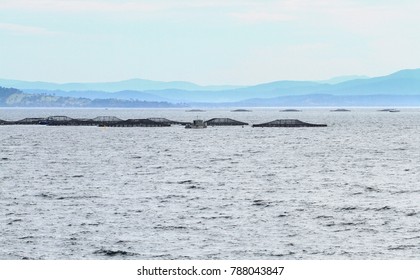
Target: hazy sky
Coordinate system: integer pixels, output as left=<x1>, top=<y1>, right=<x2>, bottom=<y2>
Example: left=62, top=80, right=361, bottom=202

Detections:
left=1, top=0, right=420, bottom=85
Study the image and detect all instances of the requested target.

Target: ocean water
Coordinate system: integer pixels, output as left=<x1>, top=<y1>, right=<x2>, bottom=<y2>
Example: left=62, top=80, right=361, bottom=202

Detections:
left=0, top=108, right=419, bottom=259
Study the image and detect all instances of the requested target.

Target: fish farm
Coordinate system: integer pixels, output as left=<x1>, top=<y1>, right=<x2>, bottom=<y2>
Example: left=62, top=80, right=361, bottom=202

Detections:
left=0, top=116, right=327, bottom=128
left=0, top=116, right=170, bottom=127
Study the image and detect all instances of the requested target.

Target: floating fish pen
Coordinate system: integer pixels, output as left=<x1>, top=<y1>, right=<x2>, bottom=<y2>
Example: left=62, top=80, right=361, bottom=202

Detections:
left=12, top=118, right=46, bottom=125
left=378, top=109, right=400, bottom=112
left=231, top=109, right=252, bottom=112
left=206, top=118, right=249, bottom=126
left=186, top=109, right=206, bottom=112
left=253, top=119, right=327, bottom=127
left=43, top=116, right=89, bottom=126
left=44, top=116, right=110, bottom=126
left=102, top=119, right=170, bottom=127
left=330, top=109, right=351, bottom=112
left=280, top=109, right=301, bottom=112
left=147, top=118, right=190, bottom=126
left=91, top=116, right=123, bottom=125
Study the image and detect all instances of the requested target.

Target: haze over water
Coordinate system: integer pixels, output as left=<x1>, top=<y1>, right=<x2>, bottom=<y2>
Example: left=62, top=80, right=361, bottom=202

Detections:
left=1, top=108, right=419, bottom=259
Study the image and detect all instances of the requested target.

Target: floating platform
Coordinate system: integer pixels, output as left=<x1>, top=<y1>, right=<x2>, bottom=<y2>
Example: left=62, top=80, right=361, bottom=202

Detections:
left=185, top=119, right=207, bottom=129
left=206, top=118, right=249, bottom=126
left=252, top=119, right=327, bottom=127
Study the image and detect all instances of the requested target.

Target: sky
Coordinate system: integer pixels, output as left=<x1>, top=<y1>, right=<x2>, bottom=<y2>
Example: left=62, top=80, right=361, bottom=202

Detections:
left=1, top=0, right=420, bottom=85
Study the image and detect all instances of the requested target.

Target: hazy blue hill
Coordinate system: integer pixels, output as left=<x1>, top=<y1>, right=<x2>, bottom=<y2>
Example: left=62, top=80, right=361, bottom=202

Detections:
left=144, top=81, right=330, bottom=102
left=0, top=80, right=55, bottom=91
left=230, top=80, right=329, bottom=96
left=320, top=75, right=369, bottom=84
left=60, top=79, right=200, bottom=91
left=239, top=80, right=322, bottom=90
left=24, top=89, right=173, bottom=102
left=322, top=79, right=420, bottom=95
left=387, top=68, right=420, bottom=79
left=322, top=68, right=420, bottom=95
left=241, top=69, right=420, bottom=97
left=0, top=78, right=240, bottom=92
left=0, top=86, right=181, bottom=107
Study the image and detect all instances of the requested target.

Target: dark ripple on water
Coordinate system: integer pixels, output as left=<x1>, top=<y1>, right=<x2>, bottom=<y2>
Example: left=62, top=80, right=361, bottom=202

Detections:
left=93, top=249, right=138, bottom=257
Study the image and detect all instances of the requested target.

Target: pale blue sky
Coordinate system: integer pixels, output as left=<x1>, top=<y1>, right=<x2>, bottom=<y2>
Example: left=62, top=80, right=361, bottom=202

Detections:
left=1, top=0, right=420, bottom=85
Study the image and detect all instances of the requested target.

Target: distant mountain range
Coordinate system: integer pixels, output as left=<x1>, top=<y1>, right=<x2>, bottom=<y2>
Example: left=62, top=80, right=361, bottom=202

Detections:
left=0, top=78, right=241, bottom=92
left=1, top=69, right=420, bottom=106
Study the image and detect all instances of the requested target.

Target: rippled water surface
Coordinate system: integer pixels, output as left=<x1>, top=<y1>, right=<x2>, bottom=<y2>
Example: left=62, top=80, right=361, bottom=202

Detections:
left=1, top=108, right=419, bottom=259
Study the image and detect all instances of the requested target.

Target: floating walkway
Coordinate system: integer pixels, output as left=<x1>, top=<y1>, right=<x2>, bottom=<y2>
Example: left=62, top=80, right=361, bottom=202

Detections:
left=252, top=119, right=327, bottom=127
